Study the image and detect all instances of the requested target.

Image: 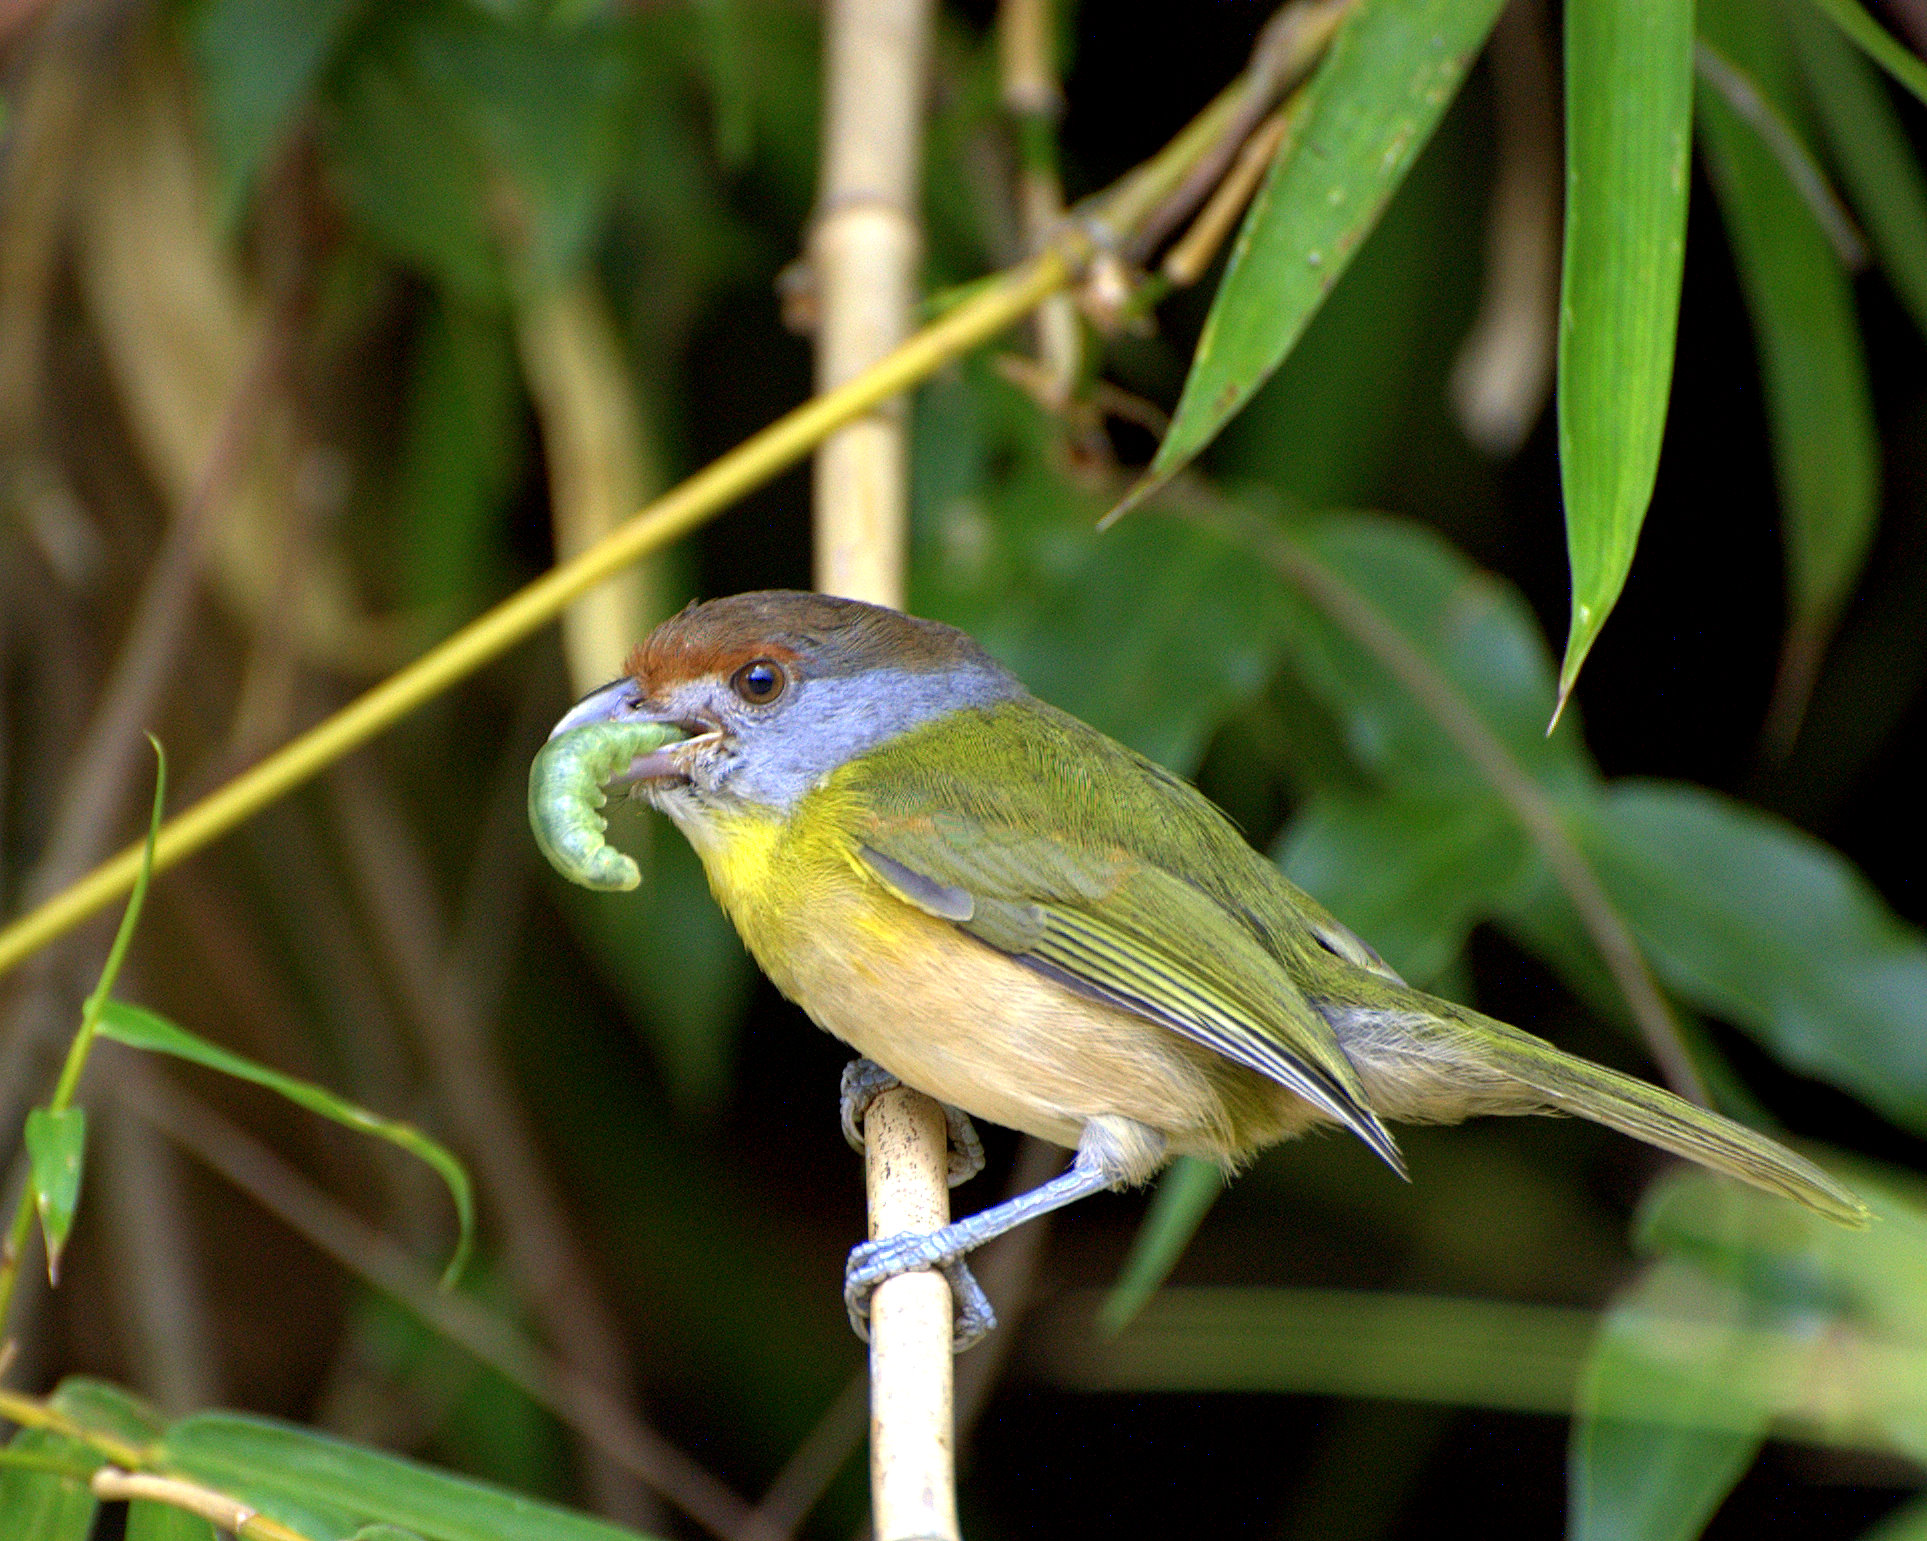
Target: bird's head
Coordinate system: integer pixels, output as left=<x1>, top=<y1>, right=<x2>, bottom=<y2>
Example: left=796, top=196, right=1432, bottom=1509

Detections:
left=549, top=591, right=1022, bottom=827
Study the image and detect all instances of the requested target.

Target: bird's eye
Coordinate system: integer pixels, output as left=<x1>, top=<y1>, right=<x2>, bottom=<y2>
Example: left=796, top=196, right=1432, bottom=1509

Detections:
left=731, top=659, right=786, bottom=705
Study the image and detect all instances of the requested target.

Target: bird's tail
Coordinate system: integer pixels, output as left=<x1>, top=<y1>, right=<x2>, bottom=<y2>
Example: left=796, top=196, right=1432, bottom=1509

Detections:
left=1352, top=996, right=1871, bottom=1226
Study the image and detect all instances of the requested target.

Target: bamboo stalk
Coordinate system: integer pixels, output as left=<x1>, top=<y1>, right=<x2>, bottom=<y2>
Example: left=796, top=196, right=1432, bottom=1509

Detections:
left=809, top=0, right=932, bottom=603
left=806, top=1, right=960, bottom=1535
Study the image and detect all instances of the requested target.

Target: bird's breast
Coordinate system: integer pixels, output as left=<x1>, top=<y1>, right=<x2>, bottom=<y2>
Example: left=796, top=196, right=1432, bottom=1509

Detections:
left=679, top=797, right=1320, bottom=1170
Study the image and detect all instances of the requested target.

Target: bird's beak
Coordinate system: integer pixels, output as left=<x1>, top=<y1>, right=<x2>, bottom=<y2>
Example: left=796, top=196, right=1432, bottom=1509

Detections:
left=547, top=677, right=696, bottom=784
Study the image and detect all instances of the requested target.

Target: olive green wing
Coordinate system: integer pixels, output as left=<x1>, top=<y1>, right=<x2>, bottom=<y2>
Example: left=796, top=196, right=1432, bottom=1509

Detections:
left=855, top=819, right=1405, bottom=1176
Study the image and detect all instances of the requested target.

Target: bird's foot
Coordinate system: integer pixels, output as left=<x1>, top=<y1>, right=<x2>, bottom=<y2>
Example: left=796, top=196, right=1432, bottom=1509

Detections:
left=845, top=1233, right=998, bottom=1353
left=838, top=1058, right=985, bottom=1187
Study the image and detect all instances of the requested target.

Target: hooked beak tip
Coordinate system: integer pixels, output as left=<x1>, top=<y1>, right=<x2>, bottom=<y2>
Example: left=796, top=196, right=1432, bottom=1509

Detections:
left=548, top=677, right=671, bottom=741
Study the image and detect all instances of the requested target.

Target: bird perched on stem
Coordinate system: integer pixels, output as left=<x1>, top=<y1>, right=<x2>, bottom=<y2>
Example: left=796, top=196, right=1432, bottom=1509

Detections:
left=539, top=590, right=1867, bottom=1348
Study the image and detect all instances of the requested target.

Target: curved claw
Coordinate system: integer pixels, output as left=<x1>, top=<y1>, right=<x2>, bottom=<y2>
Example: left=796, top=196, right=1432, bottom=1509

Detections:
left=845, top=1236, right=997, bottom=1353
left=528, top=720, right=684, bottom=890
left=838, top=1058, right=986, bottom=1187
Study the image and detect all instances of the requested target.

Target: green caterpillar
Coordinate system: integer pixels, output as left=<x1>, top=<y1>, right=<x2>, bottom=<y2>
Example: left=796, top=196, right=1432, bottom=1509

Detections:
left=528, top=720, right=685, bottom=891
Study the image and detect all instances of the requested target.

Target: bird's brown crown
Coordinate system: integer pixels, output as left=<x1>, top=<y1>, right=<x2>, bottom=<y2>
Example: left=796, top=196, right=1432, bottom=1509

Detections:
left=627, top=590, right=1005, bottom=693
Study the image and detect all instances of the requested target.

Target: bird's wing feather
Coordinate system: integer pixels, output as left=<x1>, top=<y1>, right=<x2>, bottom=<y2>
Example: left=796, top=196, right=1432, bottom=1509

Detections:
left=854, top=810, right=1405, bottom=1175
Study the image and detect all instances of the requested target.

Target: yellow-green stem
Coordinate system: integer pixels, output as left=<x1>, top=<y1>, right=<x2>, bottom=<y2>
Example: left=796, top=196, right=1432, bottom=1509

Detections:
left=0, top=1387, right=151, bottom=1469
left=0, top=252, right=1070, bottom=983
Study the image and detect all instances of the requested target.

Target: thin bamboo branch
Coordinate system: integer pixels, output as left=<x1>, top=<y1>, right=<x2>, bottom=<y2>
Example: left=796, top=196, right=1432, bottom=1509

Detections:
left=737, top=1138, right=1063, bottom=1541
left=90, top=1470, right=311, bottom=1541
left=1000, top=0, right=1080, bottom=407
left=862, top=1089, right=958, bottom=1541
left=1121, top=0, right=1356, bottom=262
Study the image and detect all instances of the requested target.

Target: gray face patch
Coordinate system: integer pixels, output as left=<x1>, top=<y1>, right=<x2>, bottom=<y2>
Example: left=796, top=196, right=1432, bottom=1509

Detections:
left=708, top=664, right=1021, bottom=812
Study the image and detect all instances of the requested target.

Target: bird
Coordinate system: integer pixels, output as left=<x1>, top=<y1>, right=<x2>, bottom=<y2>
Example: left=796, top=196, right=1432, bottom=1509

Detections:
left=540, top=589, right=1868, bottom=1347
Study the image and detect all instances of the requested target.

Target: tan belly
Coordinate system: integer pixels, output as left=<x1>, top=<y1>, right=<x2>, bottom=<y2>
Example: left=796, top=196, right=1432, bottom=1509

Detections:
left=740, top=872, right=1324, bottom=1171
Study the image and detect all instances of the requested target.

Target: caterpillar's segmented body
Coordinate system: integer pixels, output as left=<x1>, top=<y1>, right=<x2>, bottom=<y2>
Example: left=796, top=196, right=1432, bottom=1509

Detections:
left=528, top=721, right=685, bottom=891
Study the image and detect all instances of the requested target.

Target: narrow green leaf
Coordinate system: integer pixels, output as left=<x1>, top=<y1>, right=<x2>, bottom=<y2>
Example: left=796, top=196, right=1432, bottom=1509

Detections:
left=1099, top=1156, right=1222, bottom=1337
left=96, top=1000, right=473, bottom=1288
left=1570, top=1263, right=1769, bottom=1541
left=23, top=1107, right=86, bottom=1284
left=1786, top=0, right=1927, bottom=338
left=0, top=1432, right=100, bottom=1541
left=1698, top=0, right=1879, bottom=716
left=160, top=1415, right=662, bottom=1541
left=1128, top=0, right=1503, bottom=505
left=57, top=738, right=167, bottom=1111
left=1804, top=0, right=1927, bottom=109
left=1576, top=781, right=1927, bottom=1133
left=126, top=1502, right=221, bottom=1541
left=1554, top=0, right=1695, bottom=706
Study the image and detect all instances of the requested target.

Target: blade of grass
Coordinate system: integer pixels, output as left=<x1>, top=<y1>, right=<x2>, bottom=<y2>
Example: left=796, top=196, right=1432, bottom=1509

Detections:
left=1553, top=0, right=1695, bottom=714
left=0, top=743, right=165, bottom=1336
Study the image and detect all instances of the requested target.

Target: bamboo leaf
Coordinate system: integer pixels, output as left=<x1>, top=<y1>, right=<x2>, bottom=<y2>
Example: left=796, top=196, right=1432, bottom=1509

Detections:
left=1698, top=0, right=1879, bottom=717
left=160, top=1415, right=662, bottom=1541
left=1576, top=781, right=1927, bottom=1133
left=1554, top=0, right=1695, bottom=707
left=22, top=1108, right=85, bottom=1284
left=0, top=1432, right=100, bottom=1541
left=1803, top=0, right=1927, bottom=109
left=126, top=1502, right=222, bottom=1541
left=1786, top=0, right=1927, bottom=338
left=49, top=1378, right=168, bottom=1446
left=1127, top=0, right=1503, bottom=506
left=1099, top=1156, right=1222, bottom=1336
left=1570, top=1262, right=1769, bottom=1541
left=95, top=1001, right=473, bottom=1288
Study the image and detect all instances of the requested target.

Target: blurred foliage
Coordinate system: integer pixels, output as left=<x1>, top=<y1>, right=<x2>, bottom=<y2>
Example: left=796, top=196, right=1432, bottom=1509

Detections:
left=2, top=0, right=1927, bottom=1539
